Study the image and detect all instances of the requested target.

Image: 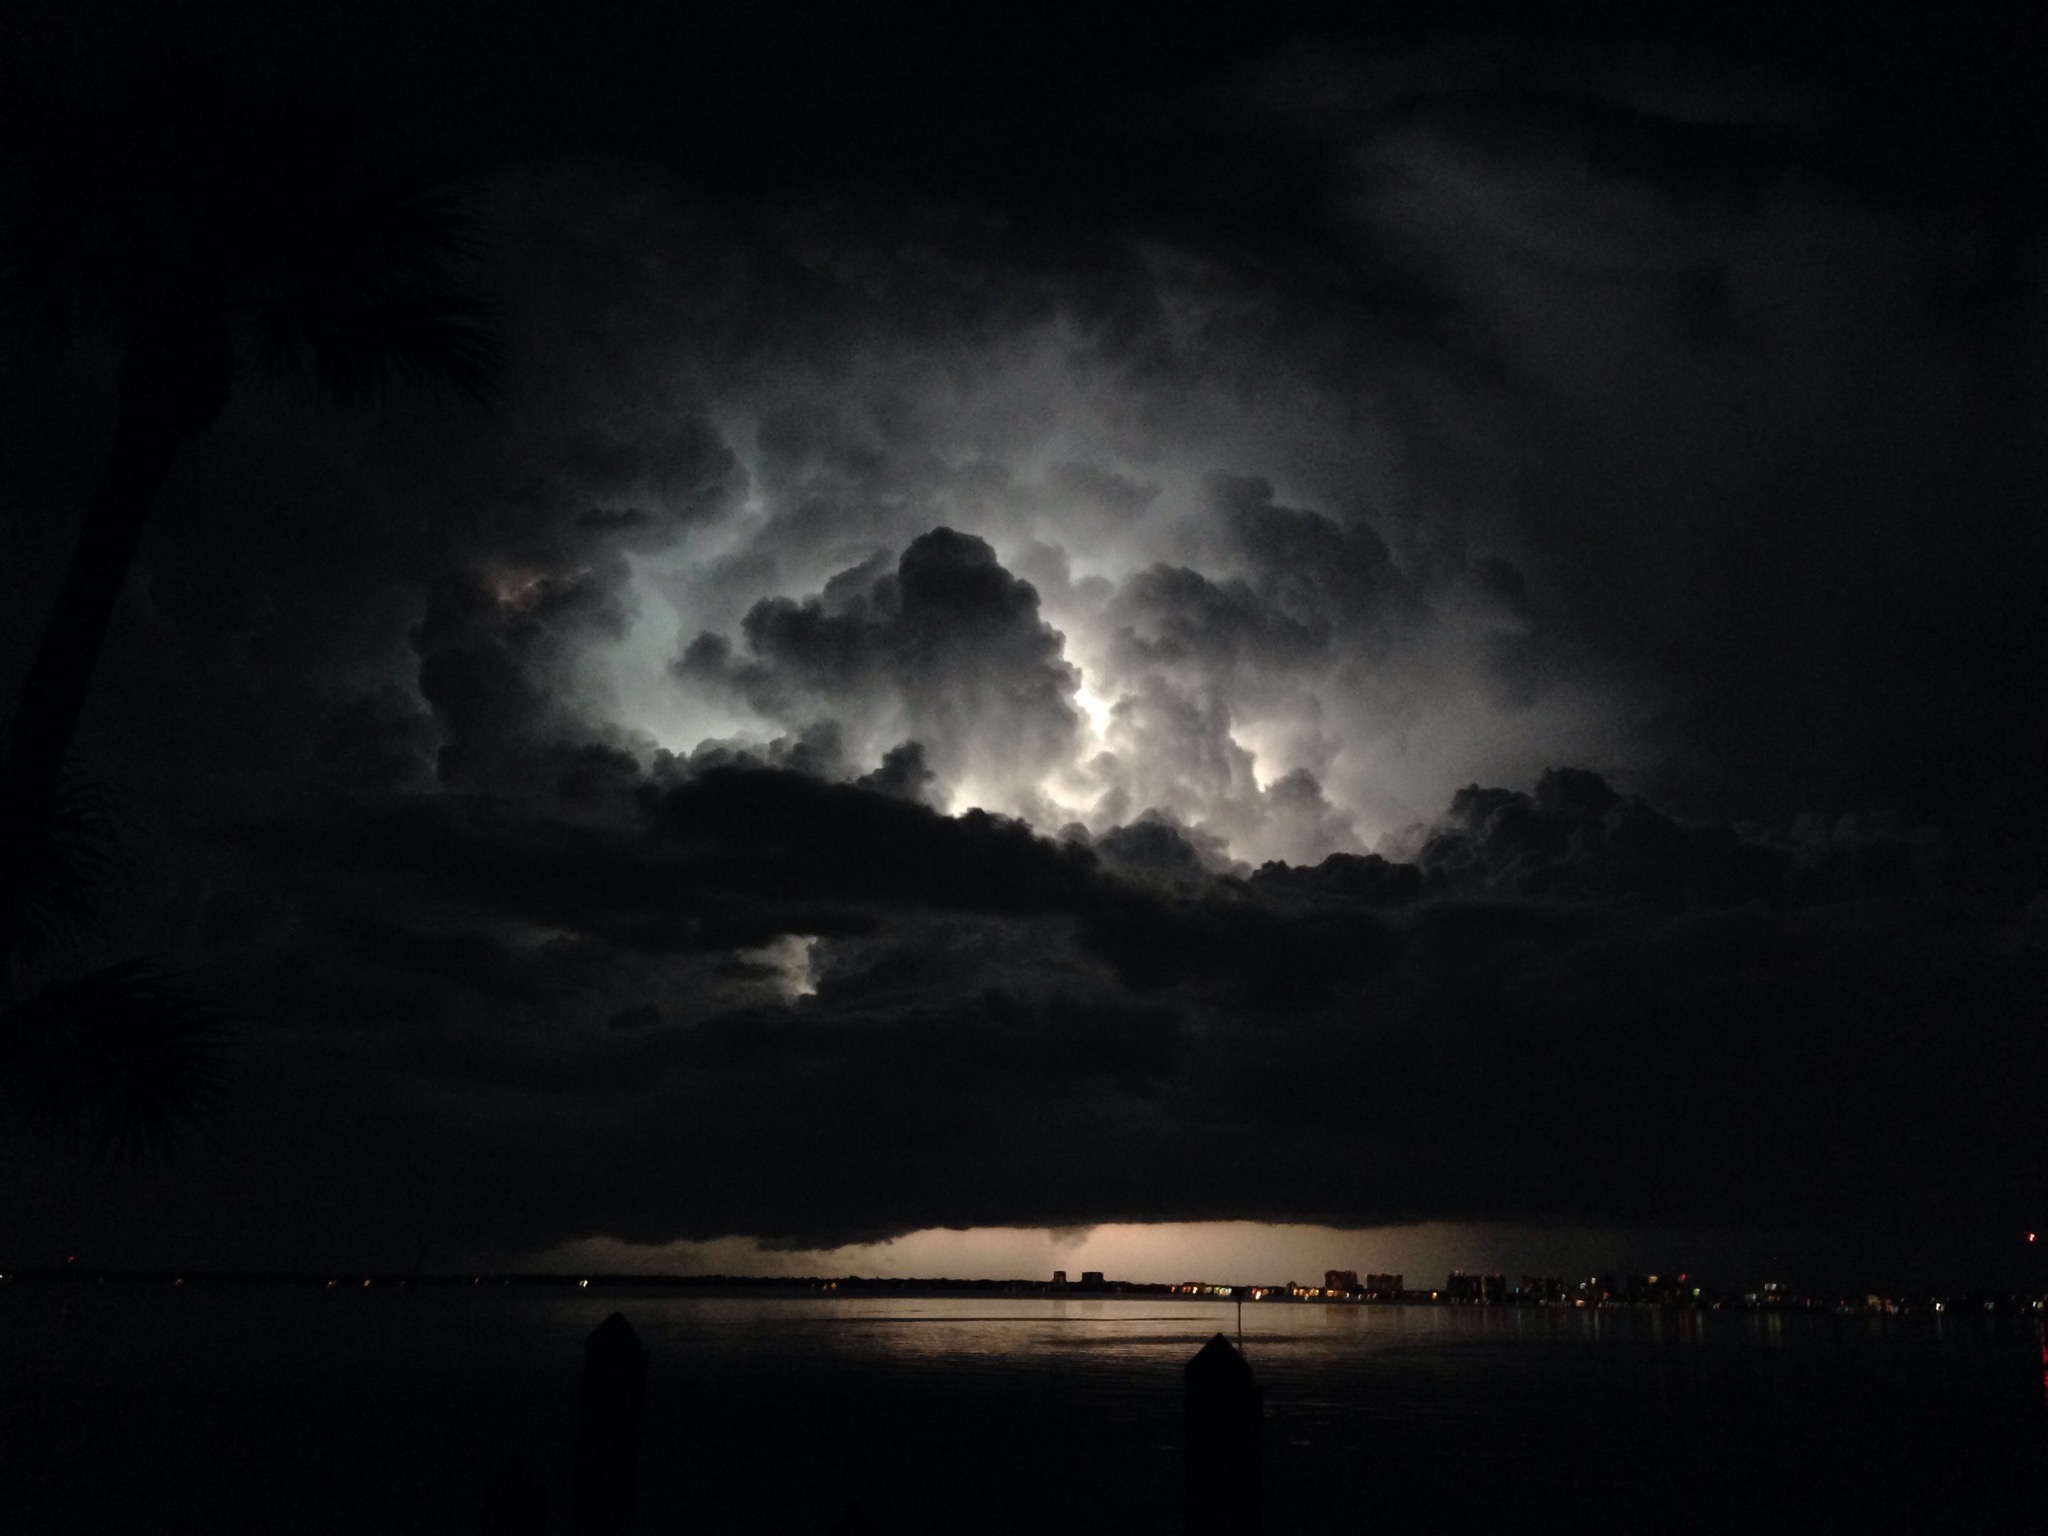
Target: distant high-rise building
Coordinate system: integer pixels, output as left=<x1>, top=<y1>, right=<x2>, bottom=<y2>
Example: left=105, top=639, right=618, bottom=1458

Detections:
left=1052, top=1270, right=1067, bottom=1287
left=1364, top=1273, right=1403, bottom=1297
left=1447, top=1271, right=1504, bottom=1304
left=1081, top=1271, right=1105, bottom=1287
left=1324, top=1269, right=1360, bottom=1294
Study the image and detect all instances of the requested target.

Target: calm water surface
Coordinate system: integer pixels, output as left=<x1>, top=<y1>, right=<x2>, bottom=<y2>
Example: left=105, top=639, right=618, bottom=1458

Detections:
left=3, top=1286, right=2040, bottom=1533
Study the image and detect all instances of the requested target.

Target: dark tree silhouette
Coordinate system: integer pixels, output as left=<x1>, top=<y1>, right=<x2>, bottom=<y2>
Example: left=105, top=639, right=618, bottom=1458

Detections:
left=2, top=954, right=228, bottom=1170
left=0, top=771, right=227, bottom=1169
left=1, top=22, right=497, bottom=817
left=0, top=19, right=495, bottom=1162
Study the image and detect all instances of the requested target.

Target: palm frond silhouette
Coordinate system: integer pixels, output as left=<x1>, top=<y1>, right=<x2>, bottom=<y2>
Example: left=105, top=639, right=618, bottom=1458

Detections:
left=0, top=775, right=230, bottom=1171
left=0, top=773, right=117, bottom=972
left=1, top=959, right=229, bottom=1171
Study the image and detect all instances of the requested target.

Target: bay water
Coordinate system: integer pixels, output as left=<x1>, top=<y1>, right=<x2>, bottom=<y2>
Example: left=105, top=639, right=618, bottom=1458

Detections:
left=4, top=1285, right=2040, bottom=1533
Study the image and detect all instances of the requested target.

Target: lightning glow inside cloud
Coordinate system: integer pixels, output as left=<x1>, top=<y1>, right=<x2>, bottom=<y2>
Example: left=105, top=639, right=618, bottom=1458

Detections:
left=492, top=162, right=1654, bottom=865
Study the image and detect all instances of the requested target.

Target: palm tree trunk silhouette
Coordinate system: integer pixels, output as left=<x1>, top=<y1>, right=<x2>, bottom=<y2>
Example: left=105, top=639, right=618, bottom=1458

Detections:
left=1, top=24, right=492, bottom=1162
left=3, top=20, right=494, bottom=817
left=2, top=305, right=233, bottom=817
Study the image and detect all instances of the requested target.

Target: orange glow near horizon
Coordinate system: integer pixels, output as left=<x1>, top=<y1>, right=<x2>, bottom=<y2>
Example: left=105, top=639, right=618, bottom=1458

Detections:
left=519, top=1219, right=1742, bottom=1288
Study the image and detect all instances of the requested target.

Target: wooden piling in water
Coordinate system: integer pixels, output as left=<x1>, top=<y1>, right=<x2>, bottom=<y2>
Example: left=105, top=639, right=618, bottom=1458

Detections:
left=1184, top=1331, right=1261, bottom=1536
left=572, top=1312, right=648, bottom=1535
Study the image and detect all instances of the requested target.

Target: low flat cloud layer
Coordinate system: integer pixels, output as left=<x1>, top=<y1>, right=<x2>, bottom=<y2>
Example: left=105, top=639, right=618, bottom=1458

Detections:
left=12, top=755, right=2038, bottom=1282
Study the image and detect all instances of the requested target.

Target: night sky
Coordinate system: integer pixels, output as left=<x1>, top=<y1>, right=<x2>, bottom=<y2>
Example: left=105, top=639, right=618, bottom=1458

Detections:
left=2, top=2, right=2043, bottom=1290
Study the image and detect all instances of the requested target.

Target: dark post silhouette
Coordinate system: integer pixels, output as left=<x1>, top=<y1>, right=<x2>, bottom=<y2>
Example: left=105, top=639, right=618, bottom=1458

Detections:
left=1184, top=1332, right=1261, bottom=1536
left=572, top=1312, right=648, bottom=1535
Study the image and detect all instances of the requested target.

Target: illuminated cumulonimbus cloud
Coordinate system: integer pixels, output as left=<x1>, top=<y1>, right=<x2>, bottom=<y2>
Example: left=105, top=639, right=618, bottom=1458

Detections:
left=653, top=476, right=1616, bottom=866
left=486, top=167, right=1650, bottom=866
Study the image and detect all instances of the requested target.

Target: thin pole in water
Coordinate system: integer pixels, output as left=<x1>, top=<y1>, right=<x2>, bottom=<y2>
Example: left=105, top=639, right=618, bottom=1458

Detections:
left=1236, top=1294, right=1243, bottom=1346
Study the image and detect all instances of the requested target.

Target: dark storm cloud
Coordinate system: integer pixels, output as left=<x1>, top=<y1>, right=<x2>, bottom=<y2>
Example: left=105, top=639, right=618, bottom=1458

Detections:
left=7, top=6, right=2042, bottom=1287
left=1172, top=894, right=2044, bottom=1247
left=412, top=553, right=636, bottom=786
left=640, top=767, right=1107, bottom=921
left=856, top=739, right=937, bottom=803
left=297, top=682, right=435, bottom=795
left=1242, top=22, right=2048, bottom=861
left=91, top=752, right=2015, bottom=1273
left=1098, top=464, right=1429, bottom=688
left=1413, top=769, right=1788, bottom=909
left=679, top=527, right=1083, bottom=807
left=1091, top=818, right=1215, bottom=886
left=230, top=765, right=1114, bottom=970
left=1073, top=475, right=1550, bottom=861
left=14, top=600, right=2041, bottom=1283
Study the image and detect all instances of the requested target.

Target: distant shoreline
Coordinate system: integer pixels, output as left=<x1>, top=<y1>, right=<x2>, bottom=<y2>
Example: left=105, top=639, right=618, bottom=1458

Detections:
left=4, top=1267, right=2042, bottom=1316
